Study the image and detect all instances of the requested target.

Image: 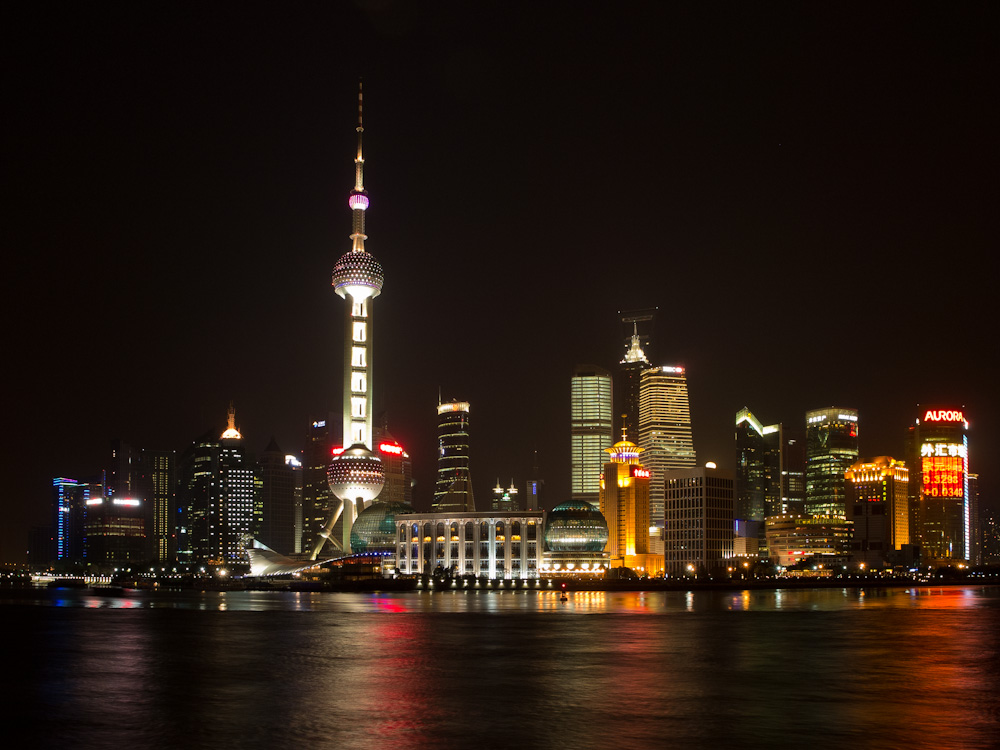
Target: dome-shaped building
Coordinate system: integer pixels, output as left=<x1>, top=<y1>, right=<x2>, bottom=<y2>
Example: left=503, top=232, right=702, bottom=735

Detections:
left=542, top=501, right=610, bottom=575
left=350, top=500, right=413, bottom=555
left=545, top=501, right=609, bottom=552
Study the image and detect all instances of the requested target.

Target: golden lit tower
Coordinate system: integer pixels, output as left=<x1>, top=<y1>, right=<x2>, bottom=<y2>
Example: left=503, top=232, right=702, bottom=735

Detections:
left=599, top=437, right=662, bottom=575
left=321, top=82, right=385, bottom=557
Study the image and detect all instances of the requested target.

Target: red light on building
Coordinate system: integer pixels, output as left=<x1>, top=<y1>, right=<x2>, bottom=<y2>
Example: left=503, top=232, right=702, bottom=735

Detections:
left=331, top=446, right=345, bottom=456
left=378, top=442, right=404, bottom=455
left=920, top=443, right=967, bottom=499
left=924, top=410, right=966, bottom=423
left=632, top=468, right=650, bottom=478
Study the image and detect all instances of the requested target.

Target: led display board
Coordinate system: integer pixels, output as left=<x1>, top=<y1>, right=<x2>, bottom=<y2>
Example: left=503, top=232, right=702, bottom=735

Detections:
left=920, top=442, right=967, bottom=499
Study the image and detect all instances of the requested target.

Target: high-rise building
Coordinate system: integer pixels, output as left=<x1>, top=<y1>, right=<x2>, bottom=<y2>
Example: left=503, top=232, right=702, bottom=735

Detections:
left=257, top=438, right=297, bottom=555
left=765, top=514, right=853, bottom=567
left=147, top=449, right=176, bottom=561
left=301, top=418, right=333, bottom=556
left=599, top=439, right=661, bottom=574
left=571, top=364, right=613, bottom=509
left=52, top=477, right=87, bottom=562
left=781, top=429, right=806, bottom=516
left=663, top=465, right=734, bottom=576
left=638, top=365, right=697, bottom=528
left=178, top=405, right=258, bottom=565
left=433, top=400, right=475, bottom=512
left=325, top=82, right=386, bottom=554
left=616, top=327, right=649, bottom=444
left=905, top=407, right=971, bottom=562
left=845, top=457, right=909, bottom=568
left=374, top=426, right=413, bottom=506
left=734, top=408, right=786, bottom=557
left=804, top=408, right=859, bottom=518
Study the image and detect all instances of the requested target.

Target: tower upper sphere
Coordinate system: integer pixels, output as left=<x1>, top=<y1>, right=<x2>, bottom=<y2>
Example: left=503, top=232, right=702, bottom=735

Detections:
left=332, top=248, right=384, bottom=300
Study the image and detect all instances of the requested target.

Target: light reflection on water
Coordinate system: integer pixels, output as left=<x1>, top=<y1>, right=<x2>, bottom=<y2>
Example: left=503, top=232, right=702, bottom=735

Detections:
left=3, top=586, right=998, bottom=750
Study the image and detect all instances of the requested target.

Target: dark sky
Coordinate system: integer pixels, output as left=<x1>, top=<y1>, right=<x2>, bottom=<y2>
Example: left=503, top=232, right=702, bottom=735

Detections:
left=4, top=2, right=997, bottom=561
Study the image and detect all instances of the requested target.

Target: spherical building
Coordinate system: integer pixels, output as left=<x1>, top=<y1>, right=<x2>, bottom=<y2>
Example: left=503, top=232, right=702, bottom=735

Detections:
left=545, top=501, right=609, bottom=552
left=327, top=444, right=385, bottom=505
left=542, top=501, right=610, bottom=576
left=350, top=500, right=413, bottom=554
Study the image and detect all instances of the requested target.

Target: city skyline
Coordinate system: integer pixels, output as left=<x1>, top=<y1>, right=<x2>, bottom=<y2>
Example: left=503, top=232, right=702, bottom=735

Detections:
left=5, top=3, right=997, bottom=561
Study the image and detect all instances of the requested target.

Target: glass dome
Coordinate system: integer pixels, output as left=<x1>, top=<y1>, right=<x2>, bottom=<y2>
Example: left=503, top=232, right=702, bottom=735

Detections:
left=350, top=500, right=413, bottom=554
left=544, top=501, right=609, bottom=552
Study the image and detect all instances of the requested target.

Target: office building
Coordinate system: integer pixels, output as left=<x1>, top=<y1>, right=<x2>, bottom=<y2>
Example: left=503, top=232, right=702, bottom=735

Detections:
left=663, top=465, right=734, bottom=576
left=969, top=473, right=981, bottom=565
left=804, top=408, right=859, bottom=518
left=52, top=477, right=88, bottom=562
left=905, top=407, right=971, bottom=562
left=326, top=83, right=386, bottom=554
left=178, top=405, right=259, bottom=565
left=638, top=365, right=697, bottom=527
left=301, top=418, right=333, bottom=556
left=82, top=496, right=147, bottom=565
left=845, top=457, right=909, bottom=568
left=433, top=400, right=475, bottom=512
left=617, top=326, right=649, bottom=444
left=765, top=514, right=853, bottom=568
left=257, top=438, right=298, bottom=555
left=571, top=364, right=613, bottom=509
left=374, top=426, right=413, bottom=506
left=491, top=480, right=520, bottom=512
left=599, top=439, right=662, bottom=575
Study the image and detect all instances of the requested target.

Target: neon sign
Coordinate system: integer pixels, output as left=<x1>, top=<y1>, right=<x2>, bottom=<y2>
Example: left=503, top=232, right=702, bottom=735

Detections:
left=632, top=468, right=650, bottom=478
left=924, top=410, right=965, bottom=423
left=921, top=442, right=966, bottom=499
left=379, top=442, right=404, bottom=455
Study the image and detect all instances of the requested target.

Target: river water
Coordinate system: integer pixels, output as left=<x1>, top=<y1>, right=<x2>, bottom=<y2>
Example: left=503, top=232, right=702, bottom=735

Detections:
left=3, top=586, right=998, bottom=749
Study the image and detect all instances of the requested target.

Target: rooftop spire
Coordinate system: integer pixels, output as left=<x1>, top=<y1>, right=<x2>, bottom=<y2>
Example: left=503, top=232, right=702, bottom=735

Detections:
left=348, top=78, right=369, bottom=253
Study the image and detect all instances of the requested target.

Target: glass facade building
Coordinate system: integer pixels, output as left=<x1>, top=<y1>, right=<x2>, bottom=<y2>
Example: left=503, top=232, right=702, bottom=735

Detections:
left=638, top=365, right=697, bottom=528
left=804, top=407, right=859, bottom=518
left=571, top=364, right=613, bottom=509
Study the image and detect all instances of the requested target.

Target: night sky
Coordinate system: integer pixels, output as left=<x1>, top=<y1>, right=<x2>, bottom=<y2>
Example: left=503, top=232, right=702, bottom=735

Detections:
left=4, top=2, right=997, bottom=561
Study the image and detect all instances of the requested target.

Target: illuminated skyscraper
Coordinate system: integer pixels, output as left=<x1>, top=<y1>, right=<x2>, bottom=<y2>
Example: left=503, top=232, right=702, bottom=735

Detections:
left=571, top=364, right=613, bottom=509
left=324, top=83, right=386, bottom=555
left=599, top=439, right=661, bottom=574
left=804, top=407, right=859, bottom=518
left=846, top=457, right=909, bottom=568
left=905, top=407, right=971, bottom=562
left=617, top=326, right=649, bottom=443
left=638, top=365, right=697, bottom=527
left=433, top=400, right=475, bottom=512
left=301, top=418, right=333, bottom=555
left=179, top=405, right=258, bottom=565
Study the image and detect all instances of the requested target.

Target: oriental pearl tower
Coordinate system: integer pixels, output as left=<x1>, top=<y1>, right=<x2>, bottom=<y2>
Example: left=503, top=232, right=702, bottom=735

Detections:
left=317, top=82, right=385, bottom=557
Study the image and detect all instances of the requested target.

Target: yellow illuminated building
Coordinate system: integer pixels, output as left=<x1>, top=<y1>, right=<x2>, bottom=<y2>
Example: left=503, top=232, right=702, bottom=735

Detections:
left=845, top=456, right=909, bottom=568
left=599, top=439, right=664, bottom=576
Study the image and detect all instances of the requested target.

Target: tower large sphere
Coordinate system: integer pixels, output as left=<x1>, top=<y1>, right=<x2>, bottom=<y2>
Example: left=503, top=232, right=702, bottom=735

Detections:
left=327, top=444, right=385, bottom=503
left=350, top=500, right=412, bottom=554
left=332, top=249, right=384, bottom=300
left=544, top=501, right=609, bottom=552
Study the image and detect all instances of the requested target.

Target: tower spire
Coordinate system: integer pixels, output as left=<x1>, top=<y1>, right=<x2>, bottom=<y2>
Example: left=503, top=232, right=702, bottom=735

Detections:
left=349, top=79, right=369, bottom=253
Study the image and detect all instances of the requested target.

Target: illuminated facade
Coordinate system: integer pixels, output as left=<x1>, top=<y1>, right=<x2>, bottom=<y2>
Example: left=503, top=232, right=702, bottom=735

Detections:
left=571, top=364, right=613, bottom=509
left=804, top=407, right=859, bottom=518
left=638, top=365, right=697, bottom=528
left=542, top=500, right=610, bottom=575
left=491, top=480, right=520, bottom=512
left=663, top=465, right=734, bottom=576
left=82, top=496, right=147, bottom=564
left=905, top=408, right=970, bottom=562
left=433, top=400, right=475, bottom=512
left=179, top=405, right=259, bottom=565
left=845, top=457, right=909, bottom=568
left=326, top=83, right=386, bottom=554
left=765, top=514, right=852, bottom=567
left=599, top=440, right=661, bottom=574
left=52, top=477, right=89, bottom=562
left=301, top=418, right=333, bottom=555
left=395, top=511, right=544, bottom=579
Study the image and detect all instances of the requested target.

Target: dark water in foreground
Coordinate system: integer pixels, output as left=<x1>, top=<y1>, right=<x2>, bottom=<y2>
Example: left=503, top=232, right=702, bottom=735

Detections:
left=3, top=586, right=999, bottom=750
